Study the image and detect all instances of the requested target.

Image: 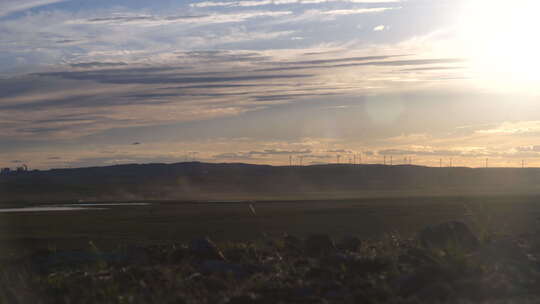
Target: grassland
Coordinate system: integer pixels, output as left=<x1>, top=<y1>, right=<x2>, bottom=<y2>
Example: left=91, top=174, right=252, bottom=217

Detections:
left=1, top=194, right=540, bottom=256
left=1, top=194, right=540, bottom=303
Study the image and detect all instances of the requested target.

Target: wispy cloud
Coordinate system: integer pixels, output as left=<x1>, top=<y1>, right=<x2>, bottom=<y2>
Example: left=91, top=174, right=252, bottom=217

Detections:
left=475, top=121, right=540, bottom=135
left=0, top=0, right=68, bottom=18
left=315, top=7, right=396, bottom=16
left=69, top=11, right=293, bottom=26
left=191, top=0, right=402, bottom=8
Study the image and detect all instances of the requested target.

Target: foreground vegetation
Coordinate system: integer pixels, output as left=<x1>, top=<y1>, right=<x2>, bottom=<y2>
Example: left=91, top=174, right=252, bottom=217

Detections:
left=1, top=220, right=540, bottom=304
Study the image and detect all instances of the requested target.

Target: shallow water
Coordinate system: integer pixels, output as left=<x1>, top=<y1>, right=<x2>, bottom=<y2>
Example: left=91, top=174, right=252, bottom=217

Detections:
left=67, top=203, right=151, bottom=207
left=0, top=206, right=105, bottom=213
left=0, top=202, right=152, bottom=213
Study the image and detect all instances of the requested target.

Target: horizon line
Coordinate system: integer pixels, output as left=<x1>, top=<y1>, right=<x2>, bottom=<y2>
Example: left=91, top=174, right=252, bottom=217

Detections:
left=3, top=161, right=537, bottom=172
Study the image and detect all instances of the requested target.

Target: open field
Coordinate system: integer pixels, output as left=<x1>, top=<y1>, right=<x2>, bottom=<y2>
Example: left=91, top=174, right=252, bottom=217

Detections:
left=2, top=194, right=540, bottom=303
left=1, top=194, right=540, bottom=257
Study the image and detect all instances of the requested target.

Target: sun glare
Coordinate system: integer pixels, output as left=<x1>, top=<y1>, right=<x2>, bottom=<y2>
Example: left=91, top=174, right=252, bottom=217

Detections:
left=458, top=0, right=540, bottom=92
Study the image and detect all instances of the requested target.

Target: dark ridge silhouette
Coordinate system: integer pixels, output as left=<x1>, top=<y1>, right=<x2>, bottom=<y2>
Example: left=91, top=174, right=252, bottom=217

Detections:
left=2, top=162, right=540, bottom=203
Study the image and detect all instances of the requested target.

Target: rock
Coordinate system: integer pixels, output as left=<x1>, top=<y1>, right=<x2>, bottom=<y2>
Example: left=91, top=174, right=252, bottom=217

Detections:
left=200, top=276, right=228, bottom=291
left=418, top=221, right=479, bottom=252
left=337, top=236, right=362, bottom=251
left=168, top=247, right=188, bottom=263
left=348, top=257, right=390, bottom=274
left=199, top=260, right=247, bottom=278
left=452, top=278, right=491, bottom=301
left=416, top=281, right=454, bottom=301
left=324, top=290, right=347, bottom=299
left=189, top=238, right=226, bottom=261
left=304, top=234, right=335, bottom=255
left=396, top=266, right=445, bottom=297
left=125, top=245, right=151, bottom=264
left=283, top=234, right=303, bottom=252
left=471, top=238, right=527, bottom=263
left=305, top=267, right=333, bottom=280
left=322, top=252, right=356, bottom=267
left=226, top=293, right=260, bottom=304
left=398, top=248, right=437, bottom=267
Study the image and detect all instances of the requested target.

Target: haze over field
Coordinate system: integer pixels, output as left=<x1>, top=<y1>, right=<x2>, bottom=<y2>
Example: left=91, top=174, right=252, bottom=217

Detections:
left=2, top=0, right=540, bottom=169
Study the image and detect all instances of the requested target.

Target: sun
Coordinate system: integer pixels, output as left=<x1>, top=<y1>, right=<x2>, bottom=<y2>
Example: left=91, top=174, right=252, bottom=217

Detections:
left=458, top=0, right=540, bottom=92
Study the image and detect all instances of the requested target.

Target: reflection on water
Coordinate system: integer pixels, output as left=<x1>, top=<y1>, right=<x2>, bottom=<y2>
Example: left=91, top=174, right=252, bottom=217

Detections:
left=67, top=203, right=151, bottom=207
left=0, top=202, right=151, bottom=213
left=0, top=207, right=105, bottom=213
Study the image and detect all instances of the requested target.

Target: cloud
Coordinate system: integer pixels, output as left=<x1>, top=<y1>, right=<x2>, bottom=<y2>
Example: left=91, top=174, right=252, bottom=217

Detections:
left=192, top=1, right=273, bottom=8
left=70, top=11, right=293, bottom=27
left=384, top=133, right=431, bottom=144
left=249, top=149, right=312, bottom=155
left=253, top=92, right=336, bottom=102
left=0, top=48, right=468, bottom=142
left=400, top=66, right=464, bottom=72
left=36, top=69, right=314, bottom=85
left=178, top=50, right=272, bottom=63
left=191, top=0, right=402, bottom=8
left=317, top=7, right=396, bottom=16
left=269, top=55, right=399, bottom=65
left=326, top=149, right=352, bottom=153
left=303, top=154, right=333, bottom=159
left=475, top=121, right=540, bottom=135
left=212, top=148, right=312, bottom=159
left=378, top=149, right=465, bottom=157
left=256, top=58, right=464, bottom=72
left=70, top=62, right=128, bottom=68
left=213, top=152, right=256, bottom=160
left=0, top=0, right=68, bottom=18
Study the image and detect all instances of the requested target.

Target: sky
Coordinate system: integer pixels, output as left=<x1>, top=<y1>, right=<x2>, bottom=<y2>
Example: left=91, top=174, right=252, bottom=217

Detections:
left=1, top=0, right=540, bottom=169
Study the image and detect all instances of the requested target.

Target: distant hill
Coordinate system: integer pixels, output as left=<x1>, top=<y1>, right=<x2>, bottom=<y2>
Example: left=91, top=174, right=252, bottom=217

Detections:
left=2, top=162, right=540, bottom=202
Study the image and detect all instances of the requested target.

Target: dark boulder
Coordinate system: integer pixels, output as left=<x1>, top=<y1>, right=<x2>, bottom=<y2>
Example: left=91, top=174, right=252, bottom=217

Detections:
left=283, top=234, right=303, bottom=252
left=337, top=236, right=362, bottom=251
left=304, top=234, right=335, bottom=255
left=418, top=221, right=479, bottom=252
left=226, top=293, right=261, bottom=304
left=199, top=260, right=247, bottom=277
left=471, top=238, right=528, bottom=263
left=168, top=247, right=188, bottom=263
left=189, top=238, right=226, bottom=261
